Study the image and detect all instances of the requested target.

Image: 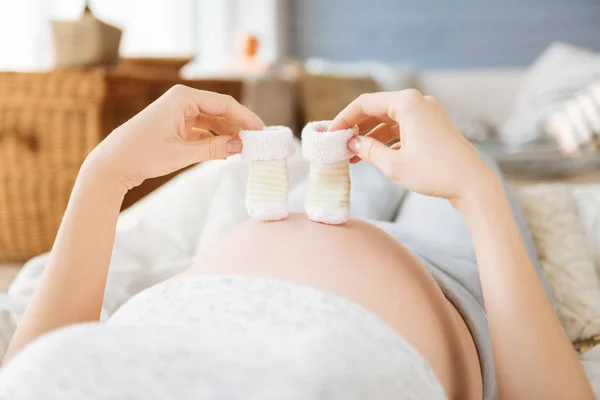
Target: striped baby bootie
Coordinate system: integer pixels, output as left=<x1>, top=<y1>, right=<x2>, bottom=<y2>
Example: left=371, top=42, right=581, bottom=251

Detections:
left=239, top=126, right=295, bottom=221
left=302, top=121, right=358, bottom=225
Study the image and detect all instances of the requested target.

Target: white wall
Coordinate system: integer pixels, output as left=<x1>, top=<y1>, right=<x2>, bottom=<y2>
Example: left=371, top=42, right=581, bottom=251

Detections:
left=292, top=0, right=600, bottom=67
left=187, top=0, right=290, bottom=75
left=233, top=0, right=289, bottom=62
left=0, top=0, right=288, bottom=72
left=0, top=0, right=195, bottom=71
left=194, top=0, right=235, bottom=69
left=0, top=0, right=52, bottom=71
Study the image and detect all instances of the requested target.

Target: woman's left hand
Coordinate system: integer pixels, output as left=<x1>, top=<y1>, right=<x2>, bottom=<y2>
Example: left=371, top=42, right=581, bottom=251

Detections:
left=85, top=84, right=264, bottom=190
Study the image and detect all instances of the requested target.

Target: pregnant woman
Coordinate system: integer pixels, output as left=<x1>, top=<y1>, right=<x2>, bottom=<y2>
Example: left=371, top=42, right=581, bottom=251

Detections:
left=0, top=86, right=593, bottom=399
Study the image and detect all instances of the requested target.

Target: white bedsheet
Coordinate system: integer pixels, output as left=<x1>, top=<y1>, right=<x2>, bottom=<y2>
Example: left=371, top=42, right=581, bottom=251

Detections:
left=1, top=141, right=600, bottom=396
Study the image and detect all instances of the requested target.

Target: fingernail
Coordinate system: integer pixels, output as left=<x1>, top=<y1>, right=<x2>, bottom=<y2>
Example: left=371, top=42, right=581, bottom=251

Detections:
left=348, top=137, right=361, bottom=153
left=226, top=138, right=242, bottom=154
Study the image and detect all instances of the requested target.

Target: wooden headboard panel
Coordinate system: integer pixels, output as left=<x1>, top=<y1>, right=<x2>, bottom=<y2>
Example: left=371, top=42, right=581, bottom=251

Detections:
left=290, top=0, right=600, bottom=68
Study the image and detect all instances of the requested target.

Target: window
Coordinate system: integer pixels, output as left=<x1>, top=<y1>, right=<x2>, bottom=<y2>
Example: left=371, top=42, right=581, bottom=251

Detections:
left=0, top=0, right=288, bottom=73
left=0, top=0, right=195, bottom=71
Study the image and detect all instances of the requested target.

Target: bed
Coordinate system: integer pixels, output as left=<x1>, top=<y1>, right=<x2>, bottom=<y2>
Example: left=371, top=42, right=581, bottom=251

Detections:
left=2, top=59, right=600, bottom=395
left=0, top=146, right=598, bottom=396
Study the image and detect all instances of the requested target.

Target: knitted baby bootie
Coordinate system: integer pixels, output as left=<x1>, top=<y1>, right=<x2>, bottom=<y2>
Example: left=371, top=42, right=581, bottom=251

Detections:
left=239, top=126, right=295, bottom=221
left=301, top=121, right=358, bottom=224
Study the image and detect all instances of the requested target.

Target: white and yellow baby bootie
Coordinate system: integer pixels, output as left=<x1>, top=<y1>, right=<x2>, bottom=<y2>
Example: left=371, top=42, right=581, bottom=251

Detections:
left=302, top=121, right=358, bottom=225
left=239, top=126, right=295, bottom=221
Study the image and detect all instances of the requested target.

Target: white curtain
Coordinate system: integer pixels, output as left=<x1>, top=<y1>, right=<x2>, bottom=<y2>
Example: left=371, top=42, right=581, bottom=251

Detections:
left=0, top=0, right=195, bottom=71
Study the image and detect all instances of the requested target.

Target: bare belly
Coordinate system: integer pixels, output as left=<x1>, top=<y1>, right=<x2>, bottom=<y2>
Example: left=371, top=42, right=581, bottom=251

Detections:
left=176, top=213, right=482, bottom=399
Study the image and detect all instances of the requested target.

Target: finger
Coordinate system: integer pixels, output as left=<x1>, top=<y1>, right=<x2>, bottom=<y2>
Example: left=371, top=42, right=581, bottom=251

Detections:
left=424, top=95, right=439, bottom=105
left=172, top=85, right=264, bottom=130
left=347, top=135, right=400, bottom=180
left=330, top=89, right=425, bottom=131
left=194, top=92, right=264, bottom=130
left=390, top=142, right=402, bottom=150
left=181, top=118, right=237, bottom=140
left=365, top=123, right=400, bottom=145
left=185, top=128, right=216, bottom=141
left=198, top=116, right=240, bottom=137
left=329, top=92, right=399, bottom=131
left=357, top=116, right=382, bottom=132
left=183, top=135, right=242, bottom=163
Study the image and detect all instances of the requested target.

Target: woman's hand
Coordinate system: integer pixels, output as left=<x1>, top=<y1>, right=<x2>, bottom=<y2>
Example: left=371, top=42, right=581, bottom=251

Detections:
left=3, top=86, right=263, bottom=363
left=330, top=90, right=496, bottom=204
left=332, top=91, right=596, bottom=399
left=86, top=85, right=264, bottom=190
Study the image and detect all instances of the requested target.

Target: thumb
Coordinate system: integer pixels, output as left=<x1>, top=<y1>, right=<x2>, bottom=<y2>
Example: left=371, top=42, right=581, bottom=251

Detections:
left=185, top=135, right=241, bottom=163
left=348, top=136, right=398, bottom=176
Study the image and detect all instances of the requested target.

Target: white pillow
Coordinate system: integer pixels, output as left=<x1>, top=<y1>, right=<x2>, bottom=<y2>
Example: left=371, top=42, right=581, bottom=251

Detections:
left=513, top=42, right=599, bottom=111
left=516, top=184, right=600, bottom=342
left=500, top=42, right=600, bottom=144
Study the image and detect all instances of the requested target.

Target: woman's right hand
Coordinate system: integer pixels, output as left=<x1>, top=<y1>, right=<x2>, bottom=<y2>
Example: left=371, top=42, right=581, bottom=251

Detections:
left=329, top=90, right=498, bottom=205
left=85, top=85, right=263, bottom=191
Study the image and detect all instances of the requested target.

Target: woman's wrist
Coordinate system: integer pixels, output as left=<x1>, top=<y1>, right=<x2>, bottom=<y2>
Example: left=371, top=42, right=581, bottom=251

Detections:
left=78, top=155, right=128, bottom=200
left=454, top=170, right=506, bottom=218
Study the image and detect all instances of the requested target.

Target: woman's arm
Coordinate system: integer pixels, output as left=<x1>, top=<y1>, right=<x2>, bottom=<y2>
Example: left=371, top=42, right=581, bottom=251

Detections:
left=3, top=86, right=262, bottom=363
left=330, top=90, right=594, bottom=399
left=457, top=176, right=594, bottom=400
left=3, top=165, right=125, bottom=362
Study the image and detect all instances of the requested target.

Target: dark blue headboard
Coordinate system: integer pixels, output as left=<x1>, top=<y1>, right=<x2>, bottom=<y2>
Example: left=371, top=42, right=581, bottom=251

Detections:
left=290, top=0, right=600, bottom=68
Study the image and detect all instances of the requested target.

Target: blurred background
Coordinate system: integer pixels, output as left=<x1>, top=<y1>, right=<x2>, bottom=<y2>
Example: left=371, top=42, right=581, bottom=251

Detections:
left=1, top=0, right=600, bottom=263
left=2, top=0, right=600, bottom=70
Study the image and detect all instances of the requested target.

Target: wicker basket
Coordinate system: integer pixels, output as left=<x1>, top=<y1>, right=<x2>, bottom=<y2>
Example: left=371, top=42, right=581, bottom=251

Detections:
left=0, top=70, right=242, bottom=261
left=52, top=5, right=122, bottom=68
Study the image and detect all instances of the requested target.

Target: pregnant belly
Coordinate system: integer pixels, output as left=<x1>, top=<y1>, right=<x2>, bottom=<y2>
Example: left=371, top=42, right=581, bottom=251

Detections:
left=177, top=213, right=482, bottom=399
